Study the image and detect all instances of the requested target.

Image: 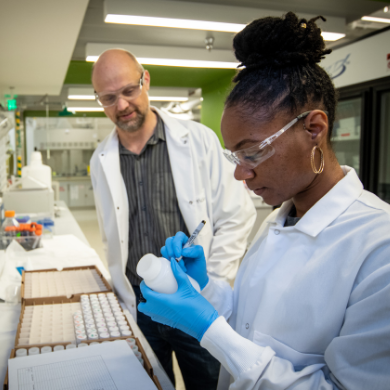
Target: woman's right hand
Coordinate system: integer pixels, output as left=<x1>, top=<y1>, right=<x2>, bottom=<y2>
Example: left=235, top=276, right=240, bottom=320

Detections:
left=161, top=231, right=209, bottom=290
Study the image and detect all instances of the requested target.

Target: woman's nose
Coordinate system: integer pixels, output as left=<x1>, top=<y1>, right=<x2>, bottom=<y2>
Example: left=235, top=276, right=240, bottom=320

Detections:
left=234, top=164, right=255, bottom=181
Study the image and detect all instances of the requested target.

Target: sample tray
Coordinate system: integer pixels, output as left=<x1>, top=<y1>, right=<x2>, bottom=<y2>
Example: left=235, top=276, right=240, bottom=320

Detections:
left=15, top=296, right=133, bottom=347
left=21, top=265, right=112, bottom=304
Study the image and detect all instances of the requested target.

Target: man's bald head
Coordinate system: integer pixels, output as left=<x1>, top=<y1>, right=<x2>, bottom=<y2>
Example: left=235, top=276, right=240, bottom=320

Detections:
left=91, top=48, right=152, bottom=133
left=92, top=49, right=144, bottom=91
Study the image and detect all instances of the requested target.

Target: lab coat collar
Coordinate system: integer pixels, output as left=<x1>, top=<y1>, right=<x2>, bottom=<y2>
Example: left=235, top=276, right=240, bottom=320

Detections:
left=152, top=106, right=190, bottom=139
left=268, top=166, right=363, bottom=237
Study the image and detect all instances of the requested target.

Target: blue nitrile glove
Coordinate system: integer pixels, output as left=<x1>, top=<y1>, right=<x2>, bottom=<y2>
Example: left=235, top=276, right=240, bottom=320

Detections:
left=161, top=232, right=209, bottom=290
left=138, top=258, right=218, bottom=342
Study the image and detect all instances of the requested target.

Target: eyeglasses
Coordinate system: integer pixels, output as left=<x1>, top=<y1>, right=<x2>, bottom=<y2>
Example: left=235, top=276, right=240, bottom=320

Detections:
left=223, top=111, right=316, bottom=169
left=95, top=72, right=145, bottom=108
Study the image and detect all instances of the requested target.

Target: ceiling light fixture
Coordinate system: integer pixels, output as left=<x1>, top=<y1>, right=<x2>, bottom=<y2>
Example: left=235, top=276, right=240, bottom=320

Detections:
left=321, top=32, right=346, bottom=41
left=361, top=16, right=390, bottom=24
left=105, top=14, right=343, bottom=41
left=86, top=55, right=238, bottom=68
left=105, top=14, right=245, bottom=33
left=69, top=107, right=104, bottom=112
left=68, top=95, right=95, bottom=100
left=149, top=96, right=188, bottom=101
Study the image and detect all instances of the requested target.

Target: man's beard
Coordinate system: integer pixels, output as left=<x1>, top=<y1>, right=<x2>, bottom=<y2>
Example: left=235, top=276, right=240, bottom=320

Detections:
left=115, top=107, right=146, bottom=133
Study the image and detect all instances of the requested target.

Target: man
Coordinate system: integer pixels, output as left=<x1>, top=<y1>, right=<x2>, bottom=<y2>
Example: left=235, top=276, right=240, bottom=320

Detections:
left=90, top=49, right=255, bottom=389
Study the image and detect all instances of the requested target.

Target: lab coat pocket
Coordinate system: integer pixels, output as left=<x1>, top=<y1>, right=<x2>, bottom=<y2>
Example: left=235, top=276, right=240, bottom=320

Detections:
left=253, top=330, right=325, bottom=369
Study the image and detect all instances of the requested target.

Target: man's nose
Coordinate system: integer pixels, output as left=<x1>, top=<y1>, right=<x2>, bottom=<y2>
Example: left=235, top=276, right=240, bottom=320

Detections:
left=116, top=96, right=130, bottom=112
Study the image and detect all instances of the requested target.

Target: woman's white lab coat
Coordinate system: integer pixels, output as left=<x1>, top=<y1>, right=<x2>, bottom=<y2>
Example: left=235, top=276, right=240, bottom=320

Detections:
left=200, top=166, right=390, bottom=389
left=90, top=107, right=255, bottom=319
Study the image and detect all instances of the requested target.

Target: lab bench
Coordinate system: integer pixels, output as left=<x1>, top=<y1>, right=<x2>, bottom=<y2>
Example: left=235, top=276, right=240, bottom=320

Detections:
left=0, top=201, right=174, bottom=390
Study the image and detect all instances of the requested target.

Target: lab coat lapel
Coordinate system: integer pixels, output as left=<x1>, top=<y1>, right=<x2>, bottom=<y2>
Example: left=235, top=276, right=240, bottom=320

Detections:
left=154, top=108, right=199, bottom=234
left=99, top=129, right=129, bottom=272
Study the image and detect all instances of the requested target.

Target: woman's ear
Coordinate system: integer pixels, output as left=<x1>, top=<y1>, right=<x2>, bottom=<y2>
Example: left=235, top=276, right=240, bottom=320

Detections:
left=303, top=110, right=329, bottom=144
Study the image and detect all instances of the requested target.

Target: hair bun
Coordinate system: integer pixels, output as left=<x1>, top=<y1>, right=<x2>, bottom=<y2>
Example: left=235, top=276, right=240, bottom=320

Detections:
left=233, top=12, right=331, bottom=70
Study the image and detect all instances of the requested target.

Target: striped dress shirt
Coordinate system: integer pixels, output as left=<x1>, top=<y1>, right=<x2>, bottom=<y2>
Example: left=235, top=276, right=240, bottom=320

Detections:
left=119, top=113, right=189, bottom=286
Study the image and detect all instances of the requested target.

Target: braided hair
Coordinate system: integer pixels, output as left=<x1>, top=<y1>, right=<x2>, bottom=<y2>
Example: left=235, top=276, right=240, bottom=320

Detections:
left=226, top=12, right=337, bottom=140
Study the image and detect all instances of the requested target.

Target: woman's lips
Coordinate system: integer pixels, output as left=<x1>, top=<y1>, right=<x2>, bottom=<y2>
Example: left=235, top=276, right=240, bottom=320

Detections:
left=253, top=187, right=266, bottom=196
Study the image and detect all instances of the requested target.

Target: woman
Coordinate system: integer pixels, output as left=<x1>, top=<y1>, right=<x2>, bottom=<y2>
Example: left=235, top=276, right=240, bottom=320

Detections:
left=139, top=12, right=390, bottom=389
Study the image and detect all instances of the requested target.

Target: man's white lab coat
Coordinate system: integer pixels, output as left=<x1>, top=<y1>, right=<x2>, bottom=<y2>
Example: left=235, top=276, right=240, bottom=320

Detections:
left=201, top=166, right=390, bottom=389
left=90, top=107, right=256, bottom=319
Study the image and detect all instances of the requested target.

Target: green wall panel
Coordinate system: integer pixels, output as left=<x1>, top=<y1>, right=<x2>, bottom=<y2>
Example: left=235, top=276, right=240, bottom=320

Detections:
left=201, top=74, right=235, bottom=147
left=64, top=60, right=236, bottom=89
left=24, top=110, right=107, bottom=118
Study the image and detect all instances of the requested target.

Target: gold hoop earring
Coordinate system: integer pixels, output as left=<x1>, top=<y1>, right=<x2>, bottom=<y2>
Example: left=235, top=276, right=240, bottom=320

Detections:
left=311, top=146, right=324, bottom=174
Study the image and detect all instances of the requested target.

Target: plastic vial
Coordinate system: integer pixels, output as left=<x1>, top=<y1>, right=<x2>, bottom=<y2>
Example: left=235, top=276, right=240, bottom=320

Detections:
left=134, top=351, right=142, bottom=360
left=126, top=338, right=136, bottom=347
left=121, top=330, right=132, bottom=337
left=99, top=332, right=110, bottom=338
left=29, top=347, right=40, bottom=355
left=16, top=348, right=27, bottom=358
left=131, top=345, right=139, bottom=352
left=77, top=334, right=88, bottom=342
left=110, top=331, right=121, bottom=337
left=66, top=344, right=77, bottom=350
left=53, top=345, right=65, bottom=352
left=137, top=254, right=200, bottom=293
left=78, top=343, right=88, bottom=348
left=2, top=210, right=20, bottom=231
left=41, top=346, right=52, bottom=354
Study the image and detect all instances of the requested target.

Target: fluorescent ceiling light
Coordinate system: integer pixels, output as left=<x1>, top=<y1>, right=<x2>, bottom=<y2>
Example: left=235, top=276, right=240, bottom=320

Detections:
left=361, top=16, right=390, bottom=24
left=87, top=55, right=238, bottom=68
left=321, top=32, right=345, bottom=41
left=68, top=95, right=95, bottom=100
left=105, top=14, right=343, bottom=41
left=149, top=96, right=188, bottom=101
left=105, top=14, right=245, bottom=33
left=69, top=107, right=104, bottom=112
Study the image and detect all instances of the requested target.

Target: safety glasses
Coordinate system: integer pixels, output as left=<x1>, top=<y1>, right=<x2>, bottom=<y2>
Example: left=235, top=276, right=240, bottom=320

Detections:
left=95, top=72, right=145, bottom=108
left=223, top=111, right=314, bottom=169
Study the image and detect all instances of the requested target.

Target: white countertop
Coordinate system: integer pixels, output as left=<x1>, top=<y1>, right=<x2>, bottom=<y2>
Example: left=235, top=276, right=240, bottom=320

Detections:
left=0, top=201, right=174, bottom=390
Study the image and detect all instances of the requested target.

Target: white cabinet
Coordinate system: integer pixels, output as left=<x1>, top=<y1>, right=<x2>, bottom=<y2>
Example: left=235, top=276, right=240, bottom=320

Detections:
left=57, top=178, right=95, bottom=208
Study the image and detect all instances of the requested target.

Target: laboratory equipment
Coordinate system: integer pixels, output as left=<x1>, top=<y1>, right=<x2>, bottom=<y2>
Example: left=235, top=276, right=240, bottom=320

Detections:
left=3, top=151, right=54, bottom=217
left=22, top=151, right=51, bottom=189
left=137, top=253, right=200, bottom=294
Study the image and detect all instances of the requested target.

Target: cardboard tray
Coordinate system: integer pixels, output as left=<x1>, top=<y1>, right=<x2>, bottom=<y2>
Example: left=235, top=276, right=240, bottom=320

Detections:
left=21, top=265, right=112, bottom=305
left=14, top=298, right=133, bottom=348
left=4, top=337, right=158, bottom=390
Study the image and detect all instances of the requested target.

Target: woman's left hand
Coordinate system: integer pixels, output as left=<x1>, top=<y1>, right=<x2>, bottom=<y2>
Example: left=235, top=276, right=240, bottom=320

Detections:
left=138, top=258, right=219, bottom=342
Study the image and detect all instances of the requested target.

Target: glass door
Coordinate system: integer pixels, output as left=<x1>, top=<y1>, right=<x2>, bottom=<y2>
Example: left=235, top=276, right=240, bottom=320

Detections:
left=377, top=91, right=390, bottom=204
left=331, top=98, right=362, bottom=177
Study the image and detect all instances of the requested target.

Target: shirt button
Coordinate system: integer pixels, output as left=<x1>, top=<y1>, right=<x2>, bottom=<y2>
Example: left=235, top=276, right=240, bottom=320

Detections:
left=245, top=323, right=249, bottom=329
left=274, top=230, right=280, bottom=235
left=139, top=181, right=143, bottom=185
left=144, top=233, right=148, bottom=237
left=142, top=206, right=146, bottom=211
